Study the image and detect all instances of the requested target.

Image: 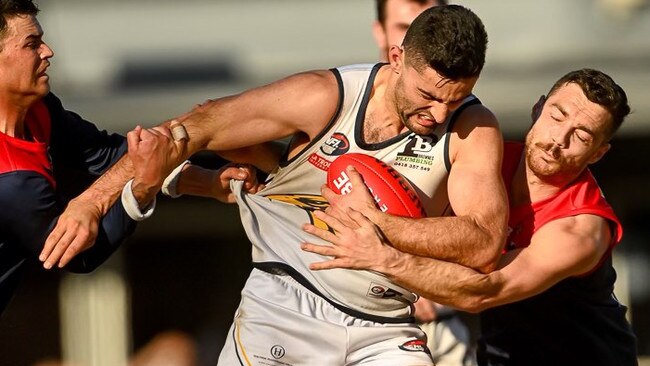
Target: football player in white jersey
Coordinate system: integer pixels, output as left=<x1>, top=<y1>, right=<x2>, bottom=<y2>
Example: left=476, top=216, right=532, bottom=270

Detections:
left=45, top=5, right=507, bottom=365
left=375, top=1, right=478, bottom=364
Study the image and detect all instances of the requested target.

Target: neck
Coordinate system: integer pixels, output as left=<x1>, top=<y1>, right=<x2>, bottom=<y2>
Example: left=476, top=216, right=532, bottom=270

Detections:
left=363, top=66, right=406, bottom=142
left=511, top=153, right=582, bottom=206
left=0, top=95, right=34, bottom=138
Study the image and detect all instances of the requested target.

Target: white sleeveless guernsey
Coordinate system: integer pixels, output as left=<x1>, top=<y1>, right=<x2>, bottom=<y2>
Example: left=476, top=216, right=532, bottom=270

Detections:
left=232, top=63, right=480, bottom=322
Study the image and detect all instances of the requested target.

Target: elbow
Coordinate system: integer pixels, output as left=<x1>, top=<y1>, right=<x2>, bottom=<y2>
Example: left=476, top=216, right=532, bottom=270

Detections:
left=474, top=221, right=508, bottom=274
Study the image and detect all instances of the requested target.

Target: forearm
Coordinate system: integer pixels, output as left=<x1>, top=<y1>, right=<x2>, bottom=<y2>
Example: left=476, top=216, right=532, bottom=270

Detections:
left=218, top=141, right=285, bottom=173
left=176, top=164, right=219, bottom=198
left=71, top=154, right=135, bottom=215
left=381, top=250, right=505, bottom=313
left=369, top=211, right=504, bottom=273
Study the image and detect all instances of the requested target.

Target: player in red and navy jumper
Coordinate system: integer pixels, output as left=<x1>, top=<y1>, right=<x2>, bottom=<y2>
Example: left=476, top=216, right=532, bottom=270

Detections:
left=476, top=142, right=637, bottom=366
left=0, top=93, right=136, bottom=315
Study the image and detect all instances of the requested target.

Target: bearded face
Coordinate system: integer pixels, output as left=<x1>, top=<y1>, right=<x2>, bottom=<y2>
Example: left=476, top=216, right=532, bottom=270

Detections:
left=525, top=129, right=587, bottom=180
left=524, top=83, right=612, bottom=184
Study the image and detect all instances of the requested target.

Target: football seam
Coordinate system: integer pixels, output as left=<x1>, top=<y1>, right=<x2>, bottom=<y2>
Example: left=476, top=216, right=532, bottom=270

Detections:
left=347, top=156, right=419, bottom=218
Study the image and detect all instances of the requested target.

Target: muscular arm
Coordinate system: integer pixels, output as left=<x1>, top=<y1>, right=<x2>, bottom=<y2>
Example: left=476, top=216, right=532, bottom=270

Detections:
left=43, top=70, right=339, bottom=265
left=118, top=70, right=337, bottom=202
left=389, top=214, right=611, bottom=311
left=325, top=105, right=507, bottom=272
left=304, top=210, right=612, bottom=313
left=74, top=70, right=337, bottom=205
left=375, top=105, right=507, bottom=272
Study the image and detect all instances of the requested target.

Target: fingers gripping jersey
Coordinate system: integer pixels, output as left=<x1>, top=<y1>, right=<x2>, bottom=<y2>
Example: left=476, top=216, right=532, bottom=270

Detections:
left=234, top=63, right=481, bottom=321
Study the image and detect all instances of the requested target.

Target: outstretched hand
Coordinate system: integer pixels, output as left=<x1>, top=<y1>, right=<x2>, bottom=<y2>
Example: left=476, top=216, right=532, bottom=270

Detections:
left=301, top=208, right=398, bottom=271
left=40, top=197, right=102, bottom=269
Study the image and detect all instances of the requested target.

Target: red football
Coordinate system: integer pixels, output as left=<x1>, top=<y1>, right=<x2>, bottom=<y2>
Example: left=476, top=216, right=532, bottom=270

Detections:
left=326, top=153, right=425, bottom=218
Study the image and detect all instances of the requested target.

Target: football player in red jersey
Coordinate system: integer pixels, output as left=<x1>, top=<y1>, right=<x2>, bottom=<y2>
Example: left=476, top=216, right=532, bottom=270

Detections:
left=0, top=0, right=254, bottom=317
left=301, top=68, right=638, bottom=366
left=0, top=0, right=139, bottom=315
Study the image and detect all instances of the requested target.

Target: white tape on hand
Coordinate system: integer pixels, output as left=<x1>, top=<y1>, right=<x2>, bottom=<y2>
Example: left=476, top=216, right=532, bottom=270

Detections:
left=170, top=122, right=189, bottom=141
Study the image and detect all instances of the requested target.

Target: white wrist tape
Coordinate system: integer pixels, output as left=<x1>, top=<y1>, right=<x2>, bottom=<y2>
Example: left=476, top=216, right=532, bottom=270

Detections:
left=121, top=179, right=156, bottom=221
left=161, top=160, right=191, bottom=198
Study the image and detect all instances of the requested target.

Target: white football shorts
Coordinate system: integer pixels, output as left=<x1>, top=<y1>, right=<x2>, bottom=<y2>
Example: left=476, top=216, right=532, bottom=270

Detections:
left=217, top=268, right=433, bottom=366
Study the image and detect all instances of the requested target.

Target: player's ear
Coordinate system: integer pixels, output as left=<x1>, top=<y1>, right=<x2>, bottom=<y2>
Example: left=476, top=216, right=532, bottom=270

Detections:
left=388, top=46, right=404, bottom=73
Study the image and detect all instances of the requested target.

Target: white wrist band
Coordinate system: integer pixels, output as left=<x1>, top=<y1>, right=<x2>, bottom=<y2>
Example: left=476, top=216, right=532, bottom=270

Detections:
left=161, top=160, right=191, bottom=198
left=121, top=179, right=156, bottom=221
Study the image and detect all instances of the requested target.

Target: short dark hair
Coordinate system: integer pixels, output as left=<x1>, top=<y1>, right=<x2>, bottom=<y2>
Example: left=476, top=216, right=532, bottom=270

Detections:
left=375, top=0, right=448, bottom=25
left=548, top=68, right=630, bottom=139
left=402, top=5, right=487, bottom=80
left=0, top=0, right=39, bottom=41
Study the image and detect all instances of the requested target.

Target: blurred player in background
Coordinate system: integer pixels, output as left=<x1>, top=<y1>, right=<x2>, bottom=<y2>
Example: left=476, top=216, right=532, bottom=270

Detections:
left=0, top=0, right=138, bottom=316
left=373, top=0, right=446, bottom=62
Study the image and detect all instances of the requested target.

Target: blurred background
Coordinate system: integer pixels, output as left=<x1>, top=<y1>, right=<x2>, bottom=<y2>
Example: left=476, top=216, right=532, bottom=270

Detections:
left=1, top=0, right=649, bottom=365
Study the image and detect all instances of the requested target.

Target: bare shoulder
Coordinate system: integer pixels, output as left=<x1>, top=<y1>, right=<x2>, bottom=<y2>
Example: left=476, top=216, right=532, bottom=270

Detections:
left=266, top=69, right=340, bottom=135
left=449, top=103, right=502, bottom=165
left=274, top=69, right=339, bottom=98
left=454, top=103, right=499, bottom=133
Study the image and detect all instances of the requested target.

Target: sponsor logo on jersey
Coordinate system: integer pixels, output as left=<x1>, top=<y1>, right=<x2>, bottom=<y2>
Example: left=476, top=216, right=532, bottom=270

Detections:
left=367, top=282, right=403, bottom=299
left=252, top=345, right=291, bottom=365
left=320, top=132, right=350, bottom=156
left=394, top=134, right=439, bottom=172
left=270, top=345, right=286, bottom=359
left=308, top=153, right=333, bottom=171
left=266, top=194, right=330, bottom=230
left=398, top=339, right=430, bottom=353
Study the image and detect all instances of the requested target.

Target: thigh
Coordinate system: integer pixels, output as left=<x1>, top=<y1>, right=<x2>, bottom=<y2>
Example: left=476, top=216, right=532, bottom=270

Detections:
left=218, top=271, right=346, bottom=366
left=347, top=322, right=434, bottom=366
